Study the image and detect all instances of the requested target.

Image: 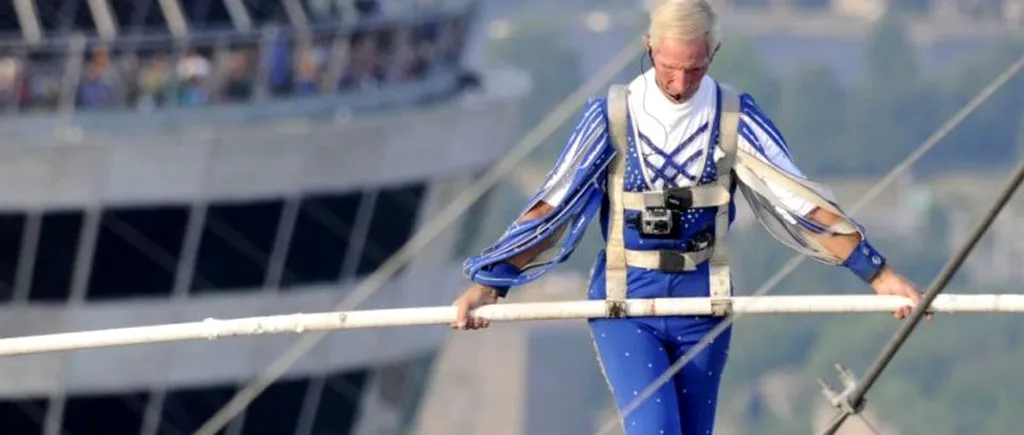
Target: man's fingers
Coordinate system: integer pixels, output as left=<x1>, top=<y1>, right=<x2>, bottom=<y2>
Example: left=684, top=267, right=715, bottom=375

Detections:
left=466, top=316, right=490, bottom=330
left=893, top=305, right=912, bottom=320
left=453, top=300, right=470, bottom=329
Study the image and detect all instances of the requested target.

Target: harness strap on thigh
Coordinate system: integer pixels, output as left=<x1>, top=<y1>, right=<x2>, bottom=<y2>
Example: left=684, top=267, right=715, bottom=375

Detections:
left=710, top=85, right=740, bottom=316
left=604, top=84, right=629, bottom=316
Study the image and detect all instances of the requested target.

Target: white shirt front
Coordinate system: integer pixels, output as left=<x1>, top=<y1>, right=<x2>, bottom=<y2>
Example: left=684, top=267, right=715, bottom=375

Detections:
left=540, top=68, right=815, bottom=217
left=626, top=69, right=718, bottom=190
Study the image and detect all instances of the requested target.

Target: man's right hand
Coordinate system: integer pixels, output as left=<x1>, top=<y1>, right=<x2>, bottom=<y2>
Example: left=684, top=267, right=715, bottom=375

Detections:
left=451, top=283, right=499, bottom=330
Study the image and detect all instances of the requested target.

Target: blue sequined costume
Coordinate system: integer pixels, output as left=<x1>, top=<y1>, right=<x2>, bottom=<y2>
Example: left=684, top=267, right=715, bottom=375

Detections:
left=462, top=76, right=888, bottom=435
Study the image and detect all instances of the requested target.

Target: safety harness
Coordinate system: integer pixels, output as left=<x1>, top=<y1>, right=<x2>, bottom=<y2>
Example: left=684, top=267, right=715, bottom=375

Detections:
left=602, top=83, right=740, bottom=317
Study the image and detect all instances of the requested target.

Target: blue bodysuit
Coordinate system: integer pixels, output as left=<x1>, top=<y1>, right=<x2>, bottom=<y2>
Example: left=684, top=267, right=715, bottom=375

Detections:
left=463, top=71, right=889, bottom=434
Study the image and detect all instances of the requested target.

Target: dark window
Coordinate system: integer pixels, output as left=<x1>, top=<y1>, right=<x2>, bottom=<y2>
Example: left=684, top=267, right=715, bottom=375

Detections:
left=88, top=206, right=189, bottom=300
left=0, top=1, right=23, bottom=34
left=241, top=378, right=309, bottom=435
left=37, top=0, right=97, bottom=34
left=311, top=370, right=370, bottom=434
left=63, top=392, right=149, bottom=435
left=0, top=398, right=47, bottom=435
left=0, top=213, right=24, bottom=302
left=108, top=0, right=169, bottom=33
left=160, top=386, right=239, bottom=434
left=241, top=0, right=290, bottom=25
left=192, top=200, right=283, bottom=293
left=180, top=0, right=234, bottom=28
left=356, top=183, right=427, bottom=276
left=29, top=211, right=82, bottom=302
left=281, top=193, right=361, bottom=288
left=302, top=0, right=346, bottom=23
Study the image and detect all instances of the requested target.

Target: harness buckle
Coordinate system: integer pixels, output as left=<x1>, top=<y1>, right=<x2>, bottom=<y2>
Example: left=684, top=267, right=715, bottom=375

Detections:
left=657, top=252, right=694, bottom=272
left=664, top=187, right=694, bottom=210
left=710, top=298, right=732, bottom=316
left=605, top=299, right=628, bottom=318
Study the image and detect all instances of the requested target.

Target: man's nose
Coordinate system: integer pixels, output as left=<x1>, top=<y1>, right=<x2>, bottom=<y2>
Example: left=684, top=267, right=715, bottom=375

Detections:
left=670, top=72, right=688, bottom=86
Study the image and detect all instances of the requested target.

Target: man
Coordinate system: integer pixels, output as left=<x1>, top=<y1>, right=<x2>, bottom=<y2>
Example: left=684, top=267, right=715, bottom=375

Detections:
left=454, top=1, right=924, bottom=433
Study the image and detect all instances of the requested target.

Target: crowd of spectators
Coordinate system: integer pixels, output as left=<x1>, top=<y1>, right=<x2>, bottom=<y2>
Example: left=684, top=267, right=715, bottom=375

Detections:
left=0, top=1, right=470, bottom=114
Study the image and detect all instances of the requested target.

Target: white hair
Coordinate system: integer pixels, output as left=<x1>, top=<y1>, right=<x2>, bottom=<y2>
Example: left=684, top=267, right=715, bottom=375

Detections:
left=647, top=0, right=721, bottom=52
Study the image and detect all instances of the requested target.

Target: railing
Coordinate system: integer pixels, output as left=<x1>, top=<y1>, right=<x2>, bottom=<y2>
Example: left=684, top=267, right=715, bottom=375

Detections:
left=0, top=0, right=475, bottom=116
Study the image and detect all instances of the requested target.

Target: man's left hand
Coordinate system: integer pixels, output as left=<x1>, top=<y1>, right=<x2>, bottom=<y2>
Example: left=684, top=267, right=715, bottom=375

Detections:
left=870, top=266, right=931, bottom=321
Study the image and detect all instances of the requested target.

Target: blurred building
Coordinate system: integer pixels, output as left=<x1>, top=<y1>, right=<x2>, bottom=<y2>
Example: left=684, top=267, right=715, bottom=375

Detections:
left=0, top=0, right=528, bottom=434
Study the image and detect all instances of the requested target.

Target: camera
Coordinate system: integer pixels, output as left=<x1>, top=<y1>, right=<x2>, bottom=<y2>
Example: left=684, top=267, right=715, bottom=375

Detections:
left=638, top=207, right=677, bottom=238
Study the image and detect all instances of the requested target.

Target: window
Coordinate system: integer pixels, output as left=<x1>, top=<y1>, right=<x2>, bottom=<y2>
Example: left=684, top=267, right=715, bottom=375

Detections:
left=29, top=211, right=82, bottom=302
left=0, top=398, right=47, bottom=435
left=0, top=1, right=24, bottom=34
left=302, top=0, right=349, bottom=23
left=108, top=0, right=169, bottom=33
left=376, top=352, right=438, bottom=432
left=0, top=213, right=24, bottom=302
left=88, top=206, right=189, bottom=300
left=180, top=0, right=234, bottom=29
left=63, top=391, right=149, bottom=435
left=310, top=370, right=370, bottom=434
left=35, top=0, right=98, bottom=35
left=241, top=0, right=291, bottom=25
left=160, top=386, right=239, bottom=434
left=192, top=200, right=283, bottom=293
left=241, top=378, right=309, bottom=435
left=356, top=182, right=427, bottom=276
left=281, top=192, right=362, bottom=288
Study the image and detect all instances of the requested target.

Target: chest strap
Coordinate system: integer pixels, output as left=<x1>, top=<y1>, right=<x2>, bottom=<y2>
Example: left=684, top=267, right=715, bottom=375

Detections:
left=621, top=184, right=731, bottom=210
left=603, top=83, right=740, bottom=316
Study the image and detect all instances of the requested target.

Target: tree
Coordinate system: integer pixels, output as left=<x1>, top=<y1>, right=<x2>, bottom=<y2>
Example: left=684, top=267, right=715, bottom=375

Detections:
left=710, top=37, right=782, bottom=115
left=775, top=64, right=848, bottom=174
left=842, top=12, right=948, bottom=175
left=933, top=38, right=1024, bottom=171
left=1018, top=114, right=1024, bottom=159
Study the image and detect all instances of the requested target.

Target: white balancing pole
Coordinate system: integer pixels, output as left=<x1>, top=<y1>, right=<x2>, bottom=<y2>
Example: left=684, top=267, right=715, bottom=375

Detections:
left=0, top=294, right=1022, bottom=357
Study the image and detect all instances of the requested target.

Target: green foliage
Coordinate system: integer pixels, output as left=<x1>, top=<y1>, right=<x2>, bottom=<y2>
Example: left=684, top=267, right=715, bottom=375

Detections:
left=710, top=38, right=781, bottom=113
left=775, top=64, right=849, bottom=172
left=1018, top=113, right=1024, bottom=159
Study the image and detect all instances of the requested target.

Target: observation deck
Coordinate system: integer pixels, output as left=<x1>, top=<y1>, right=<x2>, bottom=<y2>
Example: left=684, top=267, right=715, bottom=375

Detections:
left=0, top=1, right=530, bottom=434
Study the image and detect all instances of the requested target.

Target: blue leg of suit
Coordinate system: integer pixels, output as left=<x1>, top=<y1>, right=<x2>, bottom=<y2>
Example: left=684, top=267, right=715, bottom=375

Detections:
left=587, top=252, right=732, bottom=435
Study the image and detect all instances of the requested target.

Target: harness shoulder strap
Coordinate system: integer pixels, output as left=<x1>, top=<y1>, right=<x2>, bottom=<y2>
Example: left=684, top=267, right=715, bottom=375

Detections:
left=603, top=85, right=629, bottom=310
left=708, top=83, right=741, bottom=315
left=717, top=84, right=740, bottom=175
left=601, top=83, right=739, bottom=316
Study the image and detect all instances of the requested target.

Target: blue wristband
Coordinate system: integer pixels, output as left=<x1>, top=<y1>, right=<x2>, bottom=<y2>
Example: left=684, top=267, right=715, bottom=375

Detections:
left=485, top=262, right=520, bottom=298
left=842, top=238, right=886, bottom=284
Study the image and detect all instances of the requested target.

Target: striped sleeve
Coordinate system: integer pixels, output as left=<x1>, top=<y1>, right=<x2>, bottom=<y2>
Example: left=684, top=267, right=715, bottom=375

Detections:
left=736, top=93, right=817, bottom=216
left=539, top=97, right=608, bottom=207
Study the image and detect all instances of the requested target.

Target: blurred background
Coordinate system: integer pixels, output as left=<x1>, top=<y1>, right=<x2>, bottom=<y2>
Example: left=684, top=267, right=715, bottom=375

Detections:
left=0, top=0, right=1021, bottom=434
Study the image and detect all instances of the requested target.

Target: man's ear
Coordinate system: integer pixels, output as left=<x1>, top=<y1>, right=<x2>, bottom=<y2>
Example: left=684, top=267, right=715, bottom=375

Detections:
left=643, top=33, right=652, bottom=51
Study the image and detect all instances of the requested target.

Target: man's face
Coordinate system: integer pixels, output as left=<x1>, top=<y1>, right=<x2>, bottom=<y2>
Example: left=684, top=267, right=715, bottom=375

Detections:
left=649, top=36, right=711, bottom=102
